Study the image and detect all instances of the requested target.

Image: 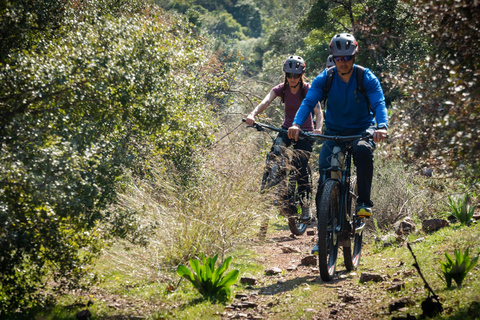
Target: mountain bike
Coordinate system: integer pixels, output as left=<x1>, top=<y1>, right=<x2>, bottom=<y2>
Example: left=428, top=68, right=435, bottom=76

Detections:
left=243, top=119, right=313, bottom=236
left=305, top=132, right=371, bottom=281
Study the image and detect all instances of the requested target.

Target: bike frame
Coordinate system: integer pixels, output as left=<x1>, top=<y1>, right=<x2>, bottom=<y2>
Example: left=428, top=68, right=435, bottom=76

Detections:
left=318, top=144, right=353, bottom=234
left=307, top=133, right=371, bottom=235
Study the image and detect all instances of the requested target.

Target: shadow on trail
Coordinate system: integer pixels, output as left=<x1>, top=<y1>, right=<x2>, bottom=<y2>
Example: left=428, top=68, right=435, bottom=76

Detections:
left=255, top=272, right=350, bottom=296
left=269, top=221, right=317, bottom=243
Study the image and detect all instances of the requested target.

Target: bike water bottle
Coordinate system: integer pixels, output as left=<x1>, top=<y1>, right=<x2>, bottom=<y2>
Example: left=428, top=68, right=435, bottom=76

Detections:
left=331, top=146, right=344, bottom=180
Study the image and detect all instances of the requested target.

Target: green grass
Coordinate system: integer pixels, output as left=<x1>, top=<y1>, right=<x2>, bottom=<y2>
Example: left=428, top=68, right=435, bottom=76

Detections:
left=360, top=222, right=480, bottom=319
left=34, top=219, right=480, bottom=320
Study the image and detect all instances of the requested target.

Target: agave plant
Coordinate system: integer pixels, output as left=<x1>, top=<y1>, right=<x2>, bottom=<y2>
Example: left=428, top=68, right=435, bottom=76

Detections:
left=438, top=247, right=479, bottom=288
left=177, top=254, right=239, bottom=301
left=447, top=193, right=476, bottom=224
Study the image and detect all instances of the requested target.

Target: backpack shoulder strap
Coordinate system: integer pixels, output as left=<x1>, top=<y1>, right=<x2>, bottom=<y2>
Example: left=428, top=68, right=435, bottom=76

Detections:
left=355, top=65, right=366, bottom=96
left=354, top=65, right=374, bottom=117
left=321, top=67, right=335, bottom=104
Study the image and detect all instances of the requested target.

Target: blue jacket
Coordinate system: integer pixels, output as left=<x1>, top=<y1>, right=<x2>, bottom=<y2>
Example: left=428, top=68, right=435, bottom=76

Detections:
left=293, top=65, right=388, bottom=134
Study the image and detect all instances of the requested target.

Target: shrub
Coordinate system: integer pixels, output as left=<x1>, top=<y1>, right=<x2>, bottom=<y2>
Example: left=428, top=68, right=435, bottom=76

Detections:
left=113, top=129, right=271, bottom=269
left=368, top=146, right=446, bottom=231
left=0, top=1, right=235, bottom=314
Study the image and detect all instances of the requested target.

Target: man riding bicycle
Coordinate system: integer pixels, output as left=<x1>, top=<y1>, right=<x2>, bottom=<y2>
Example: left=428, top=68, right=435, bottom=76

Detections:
left=287, top=33, right=388, bottom=251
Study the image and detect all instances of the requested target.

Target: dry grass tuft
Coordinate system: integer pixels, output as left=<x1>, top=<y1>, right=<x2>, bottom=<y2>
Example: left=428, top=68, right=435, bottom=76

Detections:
left=370, top=146, right=447, bottom=231
left=100, top=123, right=274, bottom=281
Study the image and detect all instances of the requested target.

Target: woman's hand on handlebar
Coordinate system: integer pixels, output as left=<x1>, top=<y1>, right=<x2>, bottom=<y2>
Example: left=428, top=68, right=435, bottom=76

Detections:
left=245, top=114, right=256, bottom=126
left=373, top=129, right=387, bottom=143
left=288, top=124, right=301, bottom=141
left=313, top=128, right=322, bottom=135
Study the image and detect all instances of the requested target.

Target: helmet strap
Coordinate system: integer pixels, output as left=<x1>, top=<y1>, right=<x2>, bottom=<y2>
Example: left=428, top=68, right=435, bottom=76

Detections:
left=340, top=67, right=353, bottom=76
left=290, top=82, right=300, bottom=89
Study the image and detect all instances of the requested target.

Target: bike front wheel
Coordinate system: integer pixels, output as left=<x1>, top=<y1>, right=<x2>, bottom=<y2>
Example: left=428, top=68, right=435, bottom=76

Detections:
left=316, top=179, right=340, bottom=281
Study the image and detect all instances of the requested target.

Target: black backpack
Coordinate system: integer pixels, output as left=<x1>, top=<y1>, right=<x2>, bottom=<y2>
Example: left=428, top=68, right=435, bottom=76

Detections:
left=321, top=65, right=374, bottom=117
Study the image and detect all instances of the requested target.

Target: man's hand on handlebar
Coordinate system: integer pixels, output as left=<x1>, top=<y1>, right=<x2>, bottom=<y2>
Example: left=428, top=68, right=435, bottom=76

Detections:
left=373, top=129, right=387, bottom=143
left=288, top=124, right=302, bottom=141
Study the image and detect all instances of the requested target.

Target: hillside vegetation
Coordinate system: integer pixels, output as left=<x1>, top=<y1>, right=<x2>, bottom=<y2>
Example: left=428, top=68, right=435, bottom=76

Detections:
left=0, top=0, right=479, bottom=318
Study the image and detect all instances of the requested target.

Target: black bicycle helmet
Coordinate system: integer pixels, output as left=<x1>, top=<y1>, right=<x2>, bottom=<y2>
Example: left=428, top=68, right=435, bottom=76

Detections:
left=283, top=55, right=306, bottom=74
left=329, top=33, right=359, bottom=56
left=326, top=55, right=335, bottom=68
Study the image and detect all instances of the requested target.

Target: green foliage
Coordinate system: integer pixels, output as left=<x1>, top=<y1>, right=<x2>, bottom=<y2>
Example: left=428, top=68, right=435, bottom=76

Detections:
left=201, top=9, right=248, bottom=41
left=0, top=0, right=68, bottom=62
left=265, top=20, right=308, bottom=58
left=446, top=193, right=476, bottom=225
left=390, top=0, right=480, bottom=178
left=355, top=0, right=429, bottom=99
left=0, top=0, right=236, bottom=315
left=157, top=0, right=262, bottom=38
left=177, top=254, right=239, bottom=301
left=298, top=0, right=330, bottom=32
left=438, top=248, right=479, bottom=288
left=229, top=0, right=262, bottom=38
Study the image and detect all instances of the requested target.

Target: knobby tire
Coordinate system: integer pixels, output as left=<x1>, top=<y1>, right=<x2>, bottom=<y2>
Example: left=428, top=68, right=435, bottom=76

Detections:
left=344, top=216, right=363, bottom=270
left=316, top=180, right=340, bottom=281
left=288, top=209, right=307, bottom=235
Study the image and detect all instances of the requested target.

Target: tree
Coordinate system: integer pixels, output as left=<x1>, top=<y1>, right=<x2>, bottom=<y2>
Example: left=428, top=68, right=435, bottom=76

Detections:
left=389, top=0, right=480, bottom=179
left=0, top=0, right=68, bottom=62
left=200, top=9, right=248, bottom=41
left=298, top=0, right=365, bottom=77
left=299, top=0, right=362, bottom=35
left=0, top=0, right=235, bottom=314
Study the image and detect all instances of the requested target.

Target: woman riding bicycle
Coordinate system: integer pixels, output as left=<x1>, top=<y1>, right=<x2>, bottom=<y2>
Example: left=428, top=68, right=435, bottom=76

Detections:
left=245, top=55, right=322, bottom=223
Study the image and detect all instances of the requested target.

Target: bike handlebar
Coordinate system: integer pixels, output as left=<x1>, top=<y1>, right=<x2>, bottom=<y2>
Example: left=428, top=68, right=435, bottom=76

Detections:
left=242, top=118, right=373, bottom=142
left=302, top=131, right=372, bottom=142
left=242, top=118, right=287, bottom=134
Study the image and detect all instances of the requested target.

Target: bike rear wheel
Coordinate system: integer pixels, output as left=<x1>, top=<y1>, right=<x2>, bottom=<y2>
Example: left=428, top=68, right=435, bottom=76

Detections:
left=316, top=180, right=340, bottom=281
left=343, top=179, right=364, bottom=271
left=343, top=216, right=364, bottom=270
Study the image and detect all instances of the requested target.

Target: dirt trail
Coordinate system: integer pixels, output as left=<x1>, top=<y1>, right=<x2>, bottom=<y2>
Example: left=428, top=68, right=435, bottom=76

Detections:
left=220, top=219, right=386, bottom=320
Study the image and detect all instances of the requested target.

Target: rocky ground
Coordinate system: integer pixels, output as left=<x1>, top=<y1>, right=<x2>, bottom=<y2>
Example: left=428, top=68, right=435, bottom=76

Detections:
left=218, top=219, right=407, bottom=320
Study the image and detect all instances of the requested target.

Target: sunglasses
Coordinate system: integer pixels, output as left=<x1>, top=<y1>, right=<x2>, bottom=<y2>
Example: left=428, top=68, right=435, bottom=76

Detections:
left=334, top=56, right=354, bottom=62
left=286, top=73, right=301, bottom=79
